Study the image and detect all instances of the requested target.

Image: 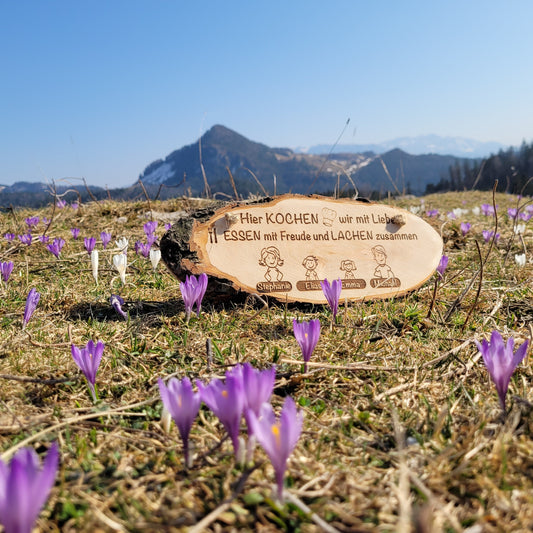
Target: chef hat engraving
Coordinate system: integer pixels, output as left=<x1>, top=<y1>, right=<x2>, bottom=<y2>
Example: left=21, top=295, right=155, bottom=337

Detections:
left=322, top=208, right=337, bottom=227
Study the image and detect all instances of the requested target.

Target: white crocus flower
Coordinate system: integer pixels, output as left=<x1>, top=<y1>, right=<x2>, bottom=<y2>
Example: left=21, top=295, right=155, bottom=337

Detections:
left=452, top=207, right=469, bottom=218
left=150, top=249, right=161, bottom=271
left=515, top=253, right=526, bottom=267
left=113, top=253, right=127, bottom=284
left=115, top=237, right=129, bottom=254
left=514, top=223, right=526, bottom=235
left=409, top=206, right=420, bottom=214
left=471, top=206, right=480, bottom=216
left=91, top=249, right=99, bottom=285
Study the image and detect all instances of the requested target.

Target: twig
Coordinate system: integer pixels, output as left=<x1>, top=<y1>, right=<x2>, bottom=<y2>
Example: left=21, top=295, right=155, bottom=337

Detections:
left=243, top=167, right=268, bottom=196
left=407, top=471, right=463, bottom=532
left=83, top=177, right=99, bottom=202
left=379, top=157, right=401, bottom=196
left=284, top=491, right=341, bottom=533
left=461, top=239, right=483, bottom=331
left=137, top=179, right=153, bottom=221
left=444, top=181, right=498, bottom=322
left=306, top=117, right=351, bottom=194
left=243, top=293, right=269, bottom=324
left=198, top=130, right=211, bottom=198
left=375, top=381, right=432, bottom=402
left=0, top=374, right=74, bottom=385
left=226, top=166, right=240, bottom=200
left=426, top=275, right=439, bottom=318
left=1, top=397, right=159, bottom=461
left=280, top=358, right=413, bottom=372
left=206, top=338, right=213, bottom=372
left=188, top=465, right=259, bottom=533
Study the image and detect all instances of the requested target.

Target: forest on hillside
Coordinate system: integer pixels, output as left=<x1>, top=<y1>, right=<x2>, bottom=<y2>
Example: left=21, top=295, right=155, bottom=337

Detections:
left=427, top=140, right=533, bottom=194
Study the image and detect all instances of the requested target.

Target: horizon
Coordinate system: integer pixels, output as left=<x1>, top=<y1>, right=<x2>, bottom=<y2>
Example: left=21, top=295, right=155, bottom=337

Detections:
left=1, top=1, right=532, bottom=188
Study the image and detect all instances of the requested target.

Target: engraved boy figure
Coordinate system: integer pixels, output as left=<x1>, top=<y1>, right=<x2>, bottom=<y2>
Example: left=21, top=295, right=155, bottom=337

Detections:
left=259, top=246, right=284, bottom=282
left=302, top=255, right=319, bottom=280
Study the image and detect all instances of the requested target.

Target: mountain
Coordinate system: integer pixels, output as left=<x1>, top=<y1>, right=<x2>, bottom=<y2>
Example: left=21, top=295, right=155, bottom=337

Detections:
left=139, top=125, right=467, bottom=196
left=0, top=181, right=107, bottom=208
left=300, top=134, right=506, bottom=159
left=139, top=124, right=328, bottom=196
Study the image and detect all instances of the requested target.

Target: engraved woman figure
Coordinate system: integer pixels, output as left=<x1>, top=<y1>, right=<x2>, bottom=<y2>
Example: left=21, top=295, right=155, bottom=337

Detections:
left=259, top=246, right=284, bottom=281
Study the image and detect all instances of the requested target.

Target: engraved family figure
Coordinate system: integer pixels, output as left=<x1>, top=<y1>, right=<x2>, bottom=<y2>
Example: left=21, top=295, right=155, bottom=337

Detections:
left=259, top=246, right=284, bottom=281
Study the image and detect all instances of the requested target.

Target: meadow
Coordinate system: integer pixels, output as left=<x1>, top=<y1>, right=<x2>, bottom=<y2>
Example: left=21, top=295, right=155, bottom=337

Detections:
left=1, top=190, right=532, bottom=532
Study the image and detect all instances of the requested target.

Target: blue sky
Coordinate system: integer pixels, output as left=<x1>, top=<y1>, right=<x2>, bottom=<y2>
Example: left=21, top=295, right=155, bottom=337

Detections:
left=1, top=1, right=532, bottom=188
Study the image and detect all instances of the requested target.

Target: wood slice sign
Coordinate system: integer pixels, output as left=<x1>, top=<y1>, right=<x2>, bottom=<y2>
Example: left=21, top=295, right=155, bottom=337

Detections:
left=161, top=195, right=443, bottom=303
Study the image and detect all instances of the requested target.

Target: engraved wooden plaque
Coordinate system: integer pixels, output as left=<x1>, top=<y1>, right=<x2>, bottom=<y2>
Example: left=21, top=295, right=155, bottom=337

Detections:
left=161, top=195, right=443, bottom=303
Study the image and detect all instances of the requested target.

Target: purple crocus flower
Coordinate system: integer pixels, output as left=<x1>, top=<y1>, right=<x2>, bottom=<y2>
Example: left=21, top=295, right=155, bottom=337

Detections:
left=135, top=241, right=151, bottom=258
left=180, top=273, right=208, bottom=321
left=482, top=230, right=500, bottom=243
left=25, top=216, right=40, bottom=230
left=56, top=199, right=67, bottom=209
left=70, top=228, right=80, bottom=239
left=158, top=377, right=200, bottom=467
left=46, top=237, right=65, bottom=258
left=426, top=209, right=439, bottom=218
left=100, top=231, right=112, bottom=249
left=0, top=261, right=14, bottom=283
left=293, top=319, right=321, bottom=373
left=18, top=234, right=32, bottom=246
left=4, top=233, right=15, bottom=242
left=23, top=288, right=40, bottom=329
left=38, top=235, right=49, bottom=244
left=481, top=203, right=495, bottom=216
left=436, top=255, right=448, bottom=278
left=460, top=222, right=471, bottom=236
left=475, top=330, right=529, bottom=411
left=143, top=221, right=158, bottom=236
left=247, top=396, right=303, bottom=502
left=71, top=340, right=105, bottom=402
left=84, top=237, right=96, bottom=255
left=507, top=207, right=518, bottom=219
left=519, top=212, right=531, bottom=222
left=110, top=294, right=127, bottom=320
left=240, top=363, right=276, bottom=436
left=0, top=442, right=59, bottom=533
left=146, top=233, right=157, bottom=247
left=320, top=278, right=342, bottom=319
left=71, top=202, right=79, bottom=210
left=196, top=374, right=244, bottom=457
left=164, top=223, right=172, bottom=231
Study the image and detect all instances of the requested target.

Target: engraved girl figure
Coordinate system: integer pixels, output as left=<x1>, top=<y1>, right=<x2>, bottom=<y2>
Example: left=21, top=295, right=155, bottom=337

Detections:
left=259, top=246, right=284, bottom=281
left=340, top=259, right=357, bottom=279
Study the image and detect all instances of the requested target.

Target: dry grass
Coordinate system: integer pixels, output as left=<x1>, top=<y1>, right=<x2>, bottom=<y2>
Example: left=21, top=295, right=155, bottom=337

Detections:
left=1, top=191, right=532, bottom=532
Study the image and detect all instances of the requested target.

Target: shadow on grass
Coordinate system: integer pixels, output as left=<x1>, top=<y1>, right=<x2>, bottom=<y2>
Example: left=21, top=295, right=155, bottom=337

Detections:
left=67, top=298, right=185, bottom=322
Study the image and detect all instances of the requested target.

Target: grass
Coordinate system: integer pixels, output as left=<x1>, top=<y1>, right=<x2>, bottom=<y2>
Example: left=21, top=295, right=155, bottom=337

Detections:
left=1, top=190, right=533, bottom=532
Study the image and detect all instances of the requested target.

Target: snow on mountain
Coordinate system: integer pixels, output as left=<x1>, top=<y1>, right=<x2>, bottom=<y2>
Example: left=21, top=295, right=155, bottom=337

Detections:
left=141, top=162, right=174, bottom=184
left=299, top=135, right=507, bottom=159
